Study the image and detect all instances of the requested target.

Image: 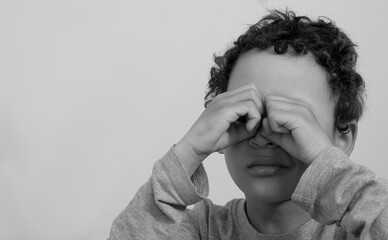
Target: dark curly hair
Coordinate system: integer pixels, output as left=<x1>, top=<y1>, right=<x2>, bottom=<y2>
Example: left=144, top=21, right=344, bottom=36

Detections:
left=204, top=9, right=365, bottom=132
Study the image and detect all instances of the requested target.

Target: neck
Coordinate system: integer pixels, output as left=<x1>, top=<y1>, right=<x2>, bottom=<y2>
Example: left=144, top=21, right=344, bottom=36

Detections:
left=245, top=198, right=311, bottom=235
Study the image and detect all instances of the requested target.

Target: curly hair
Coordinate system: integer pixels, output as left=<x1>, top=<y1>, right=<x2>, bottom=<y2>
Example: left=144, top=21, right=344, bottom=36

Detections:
left=204, top=9, right=366, bottom=131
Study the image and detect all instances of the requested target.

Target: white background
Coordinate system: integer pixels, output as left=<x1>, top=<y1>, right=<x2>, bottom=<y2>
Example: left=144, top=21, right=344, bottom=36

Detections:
left=1, top=0, right=387, bottom=239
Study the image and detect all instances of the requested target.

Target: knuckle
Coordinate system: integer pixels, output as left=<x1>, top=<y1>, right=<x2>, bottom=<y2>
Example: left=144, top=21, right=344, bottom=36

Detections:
left=267, top=110, right=276, bottom=120
left=245, top=100, right=255, bottom=108
left=266, top=100, right=275, bottom=110
left=265, top=94, right=274, bottom=101
left=248, top=89, right=257, bottom=98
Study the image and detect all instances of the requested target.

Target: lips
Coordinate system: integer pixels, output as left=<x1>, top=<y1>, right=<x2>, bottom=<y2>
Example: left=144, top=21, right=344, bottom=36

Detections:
left=246, top=156, right=291, bottom=177
left=247, top=156, right=291, bottom=168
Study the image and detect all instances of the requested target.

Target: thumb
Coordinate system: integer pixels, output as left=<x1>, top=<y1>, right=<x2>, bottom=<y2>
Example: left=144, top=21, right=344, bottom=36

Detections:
left=260, top=118, right=297, bottom=158
left=259, top=118, right=284, bottom=146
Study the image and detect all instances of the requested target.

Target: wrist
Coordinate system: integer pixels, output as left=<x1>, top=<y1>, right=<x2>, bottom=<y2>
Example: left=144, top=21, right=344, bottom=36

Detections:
left=308, top=143, right=335, bottom=165
left=174, top=140, right=208, bottom=177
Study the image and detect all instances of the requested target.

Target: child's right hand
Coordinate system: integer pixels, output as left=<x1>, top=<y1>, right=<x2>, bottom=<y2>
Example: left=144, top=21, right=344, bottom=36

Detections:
left=175, top=84, right=263, bottom=172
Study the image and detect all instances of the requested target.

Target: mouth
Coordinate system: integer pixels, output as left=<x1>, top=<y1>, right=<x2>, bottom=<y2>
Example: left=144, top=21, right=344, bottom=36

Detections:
left=247, top=157, right=290, bottom=168
left=247, top=157, right=291, bottom=177
left=247, top=165, right=289, bottom=177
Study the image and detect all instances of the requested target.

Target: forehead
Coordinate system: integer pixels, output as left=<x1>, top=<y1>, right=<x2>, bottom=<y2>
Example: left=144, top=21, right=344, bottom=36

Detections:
left=227, top=49, right=335, bottom=116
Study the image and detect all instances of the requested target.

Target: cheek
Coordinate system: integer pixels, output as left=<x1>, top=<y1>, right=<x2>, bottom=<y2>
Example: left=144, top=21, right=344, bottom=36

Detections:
left=224, top=141, right=248, bottom=164
left=224, top=148, right=241, bottom=171
left=224, top=144, right=247, bottom=176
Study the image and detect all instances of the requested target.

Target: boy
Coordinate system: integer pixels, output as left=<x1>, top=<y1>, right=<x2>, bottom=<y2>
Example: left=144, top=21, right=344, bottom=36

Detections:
left=108, top=10, right=388, bottom=239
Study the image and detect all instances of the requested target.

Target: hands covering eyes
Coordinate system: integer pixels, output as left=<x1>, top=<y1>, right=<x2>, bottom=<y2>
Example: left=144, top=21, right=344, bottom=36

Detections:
left=176, top=84, right=333, bottom=165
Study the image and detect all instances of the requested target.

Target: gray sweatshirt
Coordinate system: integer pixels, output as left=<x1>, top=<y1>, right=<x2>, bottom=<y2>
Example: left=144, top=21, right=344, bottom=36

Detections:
left=108, top=147, right=388, bottom=239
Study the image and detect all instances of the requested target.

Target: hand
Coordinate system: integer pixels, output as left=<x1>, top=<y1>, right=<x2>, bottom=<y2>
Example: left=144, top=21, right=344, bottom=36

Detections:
left=175, top=84, right=264, bottom=164
left=259, top=94, right=334, bottom=165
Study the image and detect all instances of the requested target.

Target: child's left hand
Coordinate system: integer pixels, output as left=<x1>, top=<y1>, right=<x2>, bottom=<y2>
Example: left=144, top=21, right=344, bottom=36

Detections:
left=258, top=94, right=334, bottom=165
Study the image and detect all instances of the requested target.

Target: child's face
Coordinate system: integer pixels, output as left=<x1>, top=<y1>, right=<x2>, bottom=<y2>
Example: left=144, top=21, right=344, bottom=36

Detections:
left=224, top=48, right=337, bottom=203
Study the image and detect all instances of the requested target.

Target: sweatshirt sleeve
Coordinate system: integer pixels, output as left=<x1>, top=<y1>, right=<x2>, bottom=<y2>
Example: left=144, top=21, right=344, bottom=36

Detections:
left=292, top=147, right=388, bottom=239
left=108, top=146, right=209, bottom=240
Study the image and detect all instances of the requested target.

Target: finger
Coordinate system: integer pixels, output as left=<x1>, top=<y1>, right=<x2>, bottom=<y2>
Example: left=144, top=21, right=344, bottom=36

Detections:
left=267, top=110, right=292, bottom=134
left=216, top=84, right=263, bottom=113
left=265, top=94, right=312, bottom=111
left=223, top=88, right=264, bottom=116
left=264, top=96, right=306, bottom=133
left=265, top=100, right=292, bottom=133
left=225, top=83, right=259, bottom=97
left=214, top=84, right=257, bottom=102
left=228, top=101, right=262, bottom=132
left=268, top=109, right=304, bottom=136
left=260, top=118, right=295, bottom=155
left=260, top=118, right=282, bottom=142
left=246, top=117, right=261, bottom=132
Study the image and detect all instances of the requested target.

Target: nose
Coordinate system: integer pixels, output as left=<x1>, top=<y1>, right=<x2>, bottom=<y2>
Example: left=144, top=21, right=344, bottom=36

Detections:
left=248, top=130, right=278, bottom=149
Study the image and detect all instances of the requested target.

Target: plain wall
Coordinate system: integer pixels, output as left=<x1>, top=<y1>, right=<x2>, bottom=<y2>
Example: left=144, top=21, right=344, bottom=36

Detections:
left=1, top=0, right=387, bottom=239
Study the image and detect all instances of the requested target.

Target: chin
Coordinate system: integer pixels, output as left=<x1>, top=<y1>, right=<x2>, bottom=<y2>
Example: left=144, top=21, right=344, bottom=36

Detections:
left=241, top=178, right=297, bottom=203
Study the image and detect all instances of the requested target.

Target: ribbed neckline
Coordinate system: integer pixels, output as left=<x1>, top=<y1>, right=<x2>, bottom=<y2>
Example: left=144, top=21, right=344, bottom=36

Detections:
left=235, top=199, right=319, bottom=240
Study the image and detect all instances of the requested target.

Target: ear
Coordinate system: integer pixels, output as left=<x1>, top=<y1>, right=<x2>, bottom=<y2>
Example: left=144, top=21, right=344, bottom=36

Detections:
left=335, top=121, right=358, bottom=156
